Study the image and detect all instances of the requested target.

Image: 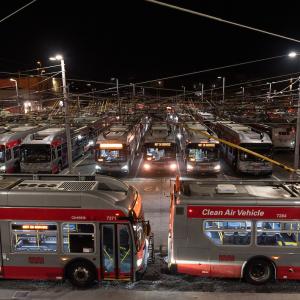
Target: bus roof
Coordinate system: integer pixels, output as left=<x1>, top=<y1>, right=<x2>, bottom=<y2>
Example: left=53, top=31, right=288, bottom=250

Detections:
left=176, top=180, right=300, bottom=205
left=0, top=176, right=134, bottom=212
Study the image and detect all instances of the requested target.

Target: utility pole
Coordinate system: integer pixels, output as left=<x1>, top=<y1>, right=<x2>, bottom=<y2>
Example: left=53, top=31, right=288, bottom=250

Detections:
left=293, top=77, right=300, bottom=173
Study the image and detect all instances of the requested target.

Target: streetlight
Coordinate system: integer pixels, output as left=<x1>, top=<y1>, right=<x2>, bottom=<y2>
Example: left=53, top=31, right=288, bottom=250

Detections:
left=241, top=86, right=245, bottom=102
left=182, top=85, right=186, bottom=101
left=288, top=51, right=300, bottom=173
left=111, top=77, right=120, bottom=117
left=10, top=78, right=19, bottom=109
left=49, top=54, right=73, bottom=174
left=217, top=76, right=225, bottom=104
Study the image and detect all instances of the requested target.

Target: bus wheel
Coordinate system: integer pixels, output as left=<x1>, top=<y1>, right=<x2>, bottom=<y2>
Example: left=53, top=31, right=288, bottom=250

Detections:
left=244, top=258, right=274, bottom=285
left=67, top=261, right=96, bottom=288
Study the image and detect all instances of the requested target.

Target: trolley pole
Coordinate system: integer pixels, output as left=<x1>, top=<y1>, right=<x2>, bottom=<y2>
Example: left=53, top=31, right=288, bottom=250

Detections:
left=293, top=77, right=300, bottom=174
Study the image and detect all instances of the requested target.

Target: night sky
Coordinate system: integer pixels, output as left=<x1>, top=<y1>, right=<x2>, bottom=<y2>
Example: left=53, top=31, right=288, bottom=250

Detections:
left=1, top=0, right=300, bottom=89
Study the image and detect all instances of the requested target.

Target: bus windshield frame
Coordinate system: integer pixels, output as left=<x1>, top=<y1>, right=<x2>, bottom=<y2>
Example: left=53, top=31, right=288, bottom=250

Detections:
left=144, top=142, right=176, bottom=161
left=239, top=143, right=272, bottom=162
left=21, top=144, right=51, bottom=163
left=186, top=143, right=219, bottom=162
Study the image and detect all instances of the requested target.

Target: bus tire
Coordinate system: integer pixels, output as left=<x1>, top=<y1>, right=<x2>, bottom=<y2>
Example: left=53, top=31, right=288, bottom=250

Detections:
left=66, top=260, right=97, bottom=288
left=244, top=258, right=274, bottom=285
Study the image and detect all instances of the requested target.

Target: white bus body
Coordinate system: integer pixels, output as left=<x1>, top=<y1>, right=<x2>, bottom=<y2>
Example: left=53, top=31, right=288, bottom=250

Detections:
left=215, top=121, right=273, bottom=175
left=168, top=179, right=300, bottom=284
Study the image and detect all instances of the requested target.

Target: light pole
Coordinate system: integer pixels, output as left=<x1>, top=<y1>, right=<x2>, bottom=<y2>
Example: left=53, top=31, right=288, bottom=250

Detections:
left=241, top=86, right=245, bottom=102
left=201, top=83, right=204, bottom=103
left=49, top=54, right=73, bottom=174
left=10, top=78, right=19, bottom=110
left=288, top=52, right=300, bottom=173
left=182, top=85, right=186, bottom=101
left=111, top=77, right=119, bottom=116
left=218, top=76, right=225, bottom=104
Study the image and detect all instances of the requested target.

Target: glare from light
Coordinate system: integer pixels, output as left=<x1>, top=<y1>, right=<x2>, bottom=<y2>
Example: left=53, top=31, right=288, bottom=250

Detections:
left=121, top=165, right=129, bottom=170
left=144, top=163, right=151, bottom=170
left=289, top=51, right=297, bottom=58
left=10, top=78, right=16, bottom=82
left=187, top=164, right=194, bottom=171
left=177, top=133, right=182, bottom=140
left=214, top=164, right=221, bottom=171
left=170, top=163, right=177, bottom=171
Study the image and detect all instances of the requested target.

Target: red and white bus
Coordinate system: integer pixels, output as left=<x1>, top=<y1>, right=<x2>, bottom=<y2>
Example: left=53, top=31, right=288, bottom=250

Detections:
left=95, top=118, right=148, bottom=175
left=0, top=125, right=46, bottom=173
left=142, top=122, right=178, bottom=173
left=168, top=178, right=300, bottom=284
left=20, top=126, right=90, bottom=174
left=0, top=175, right=152, bottom=287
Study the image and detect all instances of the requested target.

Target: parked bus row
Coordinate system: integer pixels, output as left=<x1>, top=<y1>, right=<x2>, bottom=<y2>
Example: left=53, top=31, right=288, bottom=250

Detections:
left=0, top=174, right=300, bottom=287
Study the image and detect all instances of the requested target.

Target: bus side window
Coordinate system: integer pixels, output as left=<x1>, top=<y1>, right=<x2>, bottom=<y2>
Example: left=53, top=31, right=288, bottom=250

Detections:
left=13, top=147, right=20, bottom=159
left=62, top=223, right=95, bottom=253
left=51, top=148, right=56, bottom=160
left=57, top=146, right=62, bottom=158
left=6, top=148, right=11, bottom=161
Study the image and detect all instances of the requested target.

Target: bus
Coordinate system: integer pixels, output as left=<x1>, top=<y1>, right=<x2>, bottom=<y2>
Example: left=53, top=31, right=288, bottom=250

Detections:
left=0, top=124, right=46, bottom=173
left=95, top=120, right=146, bottom=174
left=181, top=122, right=220, bottom=174
left=249, top=123, right=295, bottom=150
left=142, top=122, right=178, bottom=173
left=0, top=175, right=152, bottom=287
left=168, top=178, right=300, bottom=284
left=214, top=121, right=273, bottom=176
left=20, top=126, right=90, bottom=174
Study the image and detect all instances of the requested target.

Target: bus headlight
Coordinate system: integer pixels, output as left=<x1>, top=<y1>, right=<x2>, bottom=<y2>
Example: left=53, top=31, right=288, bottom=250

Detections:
left=0, top=165, right=6, bottom=171
left=214, top=164, right=221, bottom=171
left=144, top=163, right=151, bottom=170
left=137, top=258, right=143, bottom=267
left=95, top=165, right=101, bottom=170
left=88, top=140, right=94, bottom=146
left=170, top=163, right=177, bottom=171
left=121, top=165, right=128, bottom=170
left=187, top=163, right=194, bottom=171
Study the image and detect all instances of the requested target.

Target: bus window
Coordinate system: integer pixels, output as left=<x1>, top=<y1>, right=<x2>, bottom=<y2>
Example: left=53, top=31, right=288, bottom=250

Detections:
left=118, top=224, right=132, bottom=274
left=62, top=223, right=95, bottom=253
left=102, top=225, right=115, bottom=275
left=13, top=147, right=20, bottom=159
left=256, top=221, right=300, bottom=247
left=204, top=220, right=252, bottom=246
left=11, top=222, right=57, bottom=252
left=0, top=146, right=5, bottom=163
left=6, top=149, right=11, bottom=161
left=96, top=149, right=126, bottom=163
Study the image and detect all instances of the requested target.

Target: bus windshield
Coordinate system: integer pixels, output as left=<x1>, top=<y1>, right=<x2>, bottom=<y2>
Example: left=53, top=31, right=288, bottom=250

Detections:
left=187, top=144, right=218, bottom=162
left=239, top=144, right=272, bottom=162
left=96, top=149, right=127, bottom=163
left=21, top=145, right=51, bottom=163
left=0, top=145, right=5, bottom=163
left=145, top=143, right=176, bottom=161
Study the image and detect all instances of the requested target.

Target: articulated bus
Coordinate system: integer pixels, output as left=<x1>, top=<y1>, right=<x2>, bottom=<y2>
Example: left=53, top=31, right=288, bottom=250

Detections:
left=181, top=122, right=221, bottom=174
left=215, top=121, right=273, bottom=176
left=168, top=178, right=300, bottom=284
left=95, top=120, right=146, bottom=174
left=20, top=126, right=90, bottom=174
left=142, top=122, right=178, bottom=173
left=249, top=123, right=295, bottom=150
left=0, top=124, right=46, bottom=173
left=0, top=175, right=152, bottom=287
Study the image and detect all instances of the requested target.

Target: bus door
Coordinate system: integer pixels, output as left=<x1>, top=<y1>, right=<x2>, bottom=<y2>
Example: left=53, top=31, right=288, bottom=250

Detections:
left=101, top=224, right=133, bottom=280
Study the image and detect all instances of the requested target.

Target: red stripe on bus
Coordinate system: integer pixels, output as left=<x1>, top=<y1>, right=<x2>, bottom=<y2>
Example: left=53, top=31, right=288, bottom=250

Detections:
left=177, top=263, right=241, bottom=278
left=3, top=266, right=63, bottom=280
left=0, top=208, right=126, bottom=221
left=277, top=266, right=300, bottom=280
left=187, top=205, right=300, bottom=220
